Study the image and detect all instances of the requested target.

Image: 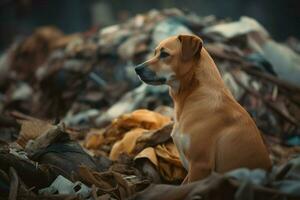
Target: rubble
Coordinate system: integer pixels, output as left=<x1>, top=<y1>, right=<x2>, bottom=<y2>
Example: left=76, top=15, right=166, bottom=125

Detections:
left=0, top=8, right=300, bottom=200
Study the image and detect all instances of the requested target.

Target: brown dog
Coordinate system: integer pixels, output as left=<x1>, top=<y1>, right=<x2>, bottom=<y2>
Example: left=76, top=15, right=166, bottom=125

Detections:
left=135, top=34, right=271, bottom=183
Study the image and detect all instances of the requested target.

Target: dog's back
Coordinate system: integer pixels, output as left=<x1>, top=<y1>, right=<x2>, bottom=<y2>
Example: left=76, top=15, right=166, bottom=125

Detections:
left=213, top=95, right=271, bottom=172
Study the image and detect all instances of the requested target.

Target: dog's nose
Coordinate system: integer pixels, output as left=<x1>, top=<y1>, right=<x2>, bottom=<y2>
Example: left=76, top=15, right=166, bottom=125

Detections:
left=135, top=65, right=144, bottom=74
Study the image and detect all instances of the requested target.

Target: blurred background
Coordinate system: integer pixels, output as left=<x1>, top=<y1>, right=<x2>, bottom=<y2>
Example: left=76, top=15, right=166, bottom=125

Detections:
left=0, top=1, right=300, bottom=196
left=0, top=0, right=299, bottom=52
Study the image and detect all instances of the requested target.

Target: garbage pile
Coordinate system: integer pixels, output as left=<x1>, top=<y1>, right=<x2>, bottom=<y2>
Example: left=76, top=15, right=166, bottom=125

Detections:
left=0, top=8, right=300, bottom=200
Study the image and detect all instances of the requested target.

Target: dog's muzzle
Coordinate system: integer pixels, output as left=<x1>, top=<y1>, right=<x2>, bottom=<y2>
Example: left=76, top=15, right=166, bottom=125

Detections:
left=135, top=63, right=166, bottom=85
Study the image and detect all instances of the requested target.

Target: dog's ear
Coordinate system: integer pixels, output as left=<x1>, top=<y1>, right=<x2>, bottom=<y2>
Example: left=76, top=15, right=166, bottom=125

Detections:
left=178, top=35, right=203, bottom=61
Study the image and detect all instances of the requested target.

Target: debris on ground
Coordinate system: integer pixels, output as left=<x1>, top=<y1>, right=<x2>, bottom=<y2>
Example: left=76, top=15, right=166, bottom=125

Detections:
left=0, top=8, right=300, bottom=200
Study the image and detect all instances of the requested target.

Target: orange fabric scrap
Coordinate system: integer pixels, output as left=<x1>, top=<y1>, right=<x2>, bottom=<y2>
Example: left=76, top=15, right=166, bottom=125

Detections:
left=85, top=109, right=186, bottom=181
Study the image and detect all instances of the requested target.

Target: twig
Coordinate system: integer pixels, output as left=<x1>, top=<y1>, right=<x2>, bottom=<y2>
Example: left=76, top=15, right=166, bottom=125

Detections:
left=8, top=167, right=19, bottom=200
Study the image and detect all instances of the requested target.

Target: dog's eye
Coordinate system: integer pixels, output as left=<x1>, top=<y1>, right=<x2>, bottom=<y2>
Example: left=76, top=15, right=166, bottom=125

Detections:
left=160, top=51, right=170, bottom=59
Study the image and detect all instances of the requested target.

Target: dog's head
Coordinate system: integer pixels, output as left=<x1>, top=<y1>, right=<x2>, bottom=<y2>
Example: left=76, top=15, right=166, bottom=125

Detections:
left=135, top=34, right=203, bottom=86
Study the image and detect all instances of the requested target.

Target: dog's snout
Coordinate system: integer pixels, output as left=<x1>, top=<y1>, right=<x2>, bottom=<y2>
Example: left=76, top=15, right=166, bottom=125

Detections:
left=134, top=63, right=166, bottom=85
left=135, top=65, right=145, bottom=74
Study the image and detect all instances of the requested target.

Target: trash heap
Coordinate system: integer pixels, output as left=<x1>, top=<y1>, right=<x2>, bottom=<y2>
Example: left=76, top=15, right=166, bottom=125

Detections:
left=0, top=8, right=300, bottom=200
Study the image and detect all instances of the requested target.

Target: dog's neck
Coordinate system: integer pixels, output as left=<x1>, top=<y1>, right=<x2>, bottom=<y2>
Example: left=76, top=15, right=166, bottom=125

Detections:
left=170, top=48, right=229, bottom=121
left=169, top=67, right=198, bottom=120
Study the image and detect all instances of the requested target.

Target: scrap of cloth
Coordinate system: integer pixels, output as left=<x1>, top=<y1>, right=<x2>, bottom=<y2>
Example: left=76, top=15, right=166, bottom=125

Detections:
left=86, top=109, right=186, bottom=182
left=226, top=155, right=300, bottom=199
